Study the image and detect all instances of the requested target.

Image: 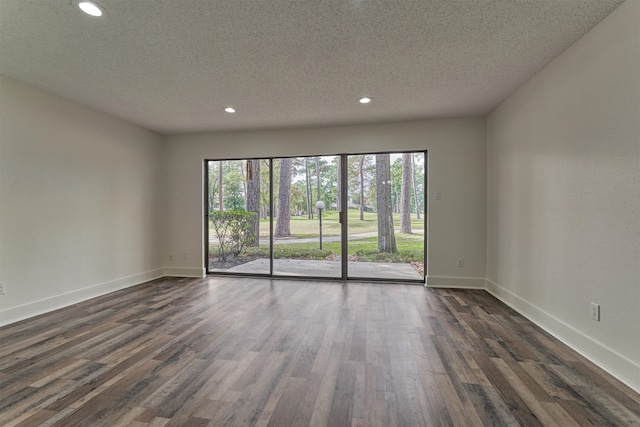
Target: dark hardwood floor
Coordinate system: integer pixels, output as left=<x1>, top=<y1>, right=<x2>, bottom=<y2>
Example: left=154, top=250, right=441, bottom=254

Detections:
left=1, top=277, right=638, bottom=426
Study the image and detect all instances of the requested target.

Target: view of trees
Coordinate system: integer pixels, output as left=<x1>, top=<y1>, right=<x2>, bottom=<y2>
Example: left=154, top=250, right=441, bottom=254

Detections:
left=275, top=158, right=292, bottom=237
left=375, top=153, right=397, bottom=253
left=245, top=159, right=260, bottom=246
left=400, top=153, right=413, bottom=234
left=208, top=160, right=247, bottom=212
left=207, top=152, right=425, bottom=262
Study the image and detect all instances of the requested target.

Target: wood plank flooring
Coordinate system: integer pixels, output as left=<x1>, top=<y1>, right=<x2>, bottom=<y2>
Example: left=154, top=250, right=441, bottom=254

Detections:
left=1, top=277, right=639, bottom=426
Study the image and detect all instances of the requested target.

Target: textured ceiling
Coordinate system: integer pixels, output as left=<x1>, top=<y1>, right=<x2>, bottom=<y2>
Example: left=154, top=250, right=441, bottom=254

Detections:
left=0, top=0, right=626, bottom=134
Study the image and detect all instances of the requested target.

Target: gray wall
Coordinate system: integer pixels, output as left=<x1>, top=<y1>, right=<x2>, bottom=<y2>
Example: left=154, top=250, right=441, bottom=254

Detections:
left=0, top=76, right=166, bottom=324
left=486, top=0, right=639, bottom=391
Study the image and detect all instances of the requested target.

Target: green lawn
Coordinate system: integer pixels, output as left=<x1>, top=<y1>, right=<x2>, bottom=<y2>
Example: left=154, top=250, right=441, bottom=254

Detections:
left=214, top=233, right=424, bottom=263
left=252, top=208, right=424, bottom=237
left=209, top=209, right=425, bottom=263
left=275, top=235, right=425, bottom=263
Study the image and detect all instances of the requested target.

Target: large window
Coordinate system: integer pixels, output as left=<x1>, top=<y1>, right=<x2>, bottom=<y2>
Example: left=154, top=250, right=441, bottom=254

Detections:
left=205, top=151, right=426, bottom=282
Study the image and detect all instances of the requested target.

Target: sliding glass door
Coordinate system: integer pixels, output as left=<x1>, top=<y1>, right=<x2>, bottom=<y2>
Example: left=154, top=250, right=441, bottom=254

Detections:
left=345, top=153, right=425, bottom=281
left=205, top=151, right=426, bottom=282
left=206, top=159, right=271, bottom=275
left=271, top=155, right=342, bottom=278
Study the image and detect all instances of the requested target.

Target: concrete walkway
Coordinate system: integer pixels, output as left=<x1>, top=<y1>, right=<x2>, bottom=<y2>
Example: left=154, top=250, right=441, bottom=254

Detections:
left=210, top=231, right=423, bottom=245
left=265, top=232, right=378, bottom=245
left=225, top=258, right=423, bottom=281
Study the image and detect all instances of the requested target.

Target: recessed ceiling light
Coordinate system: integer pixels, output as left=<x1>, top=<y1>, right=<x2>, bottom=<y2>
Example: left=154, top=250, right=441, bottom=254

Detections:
left=73, top=0, right=105, bottom=17
left=224, top=107, right=236, bottom=113
left=358, top=97, right=373, bottom=104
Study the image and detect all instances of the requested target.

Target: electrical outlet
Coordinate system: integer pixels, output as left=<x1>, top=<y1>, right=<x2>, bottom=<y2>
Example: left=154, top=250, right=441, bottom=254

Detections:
left=168, top=253, right=174, bottom=262
left=435, top=192, right=442, bottom=200
left=182, top=253, right=187, bottom=260
left=591, top=303, right=600, bottom=321
left=457, top=258, right=464, bottom=267
left=0, top=282, right=5, bottom=295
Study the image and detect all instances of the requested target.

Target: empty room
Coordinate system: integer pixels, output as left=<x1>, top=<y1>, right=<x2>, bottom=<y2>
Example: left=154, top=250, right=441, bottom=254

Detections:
left=0, top=0, right=638, bottom=426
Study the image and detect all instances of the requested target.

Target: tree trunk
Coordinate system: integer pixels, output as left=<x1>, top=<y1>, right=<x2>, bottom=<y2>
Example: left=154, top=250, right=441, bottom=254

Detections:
left=208, top=161, right=215, bottom=213
left=218, top=161, right=223, bottom=210
left=412, top=153, right=420, bottom=219
left=275, top=158, right=292, bottom=237
left=359, top=156, right=365, bottom=221
left=400, top=153, right=413, bottom=234
left=240, top=162, right=247, bottom=203
left=315, top=157, right=321, bottom=204
left=375, top=154, right=397, bottom=253
left=305, top=158, right=312, bottom=219
left=246, top=159, right=261, bottom=246
left=336, top=159, right=341, bottom=212
left=394, top=190, right=399, bottom=214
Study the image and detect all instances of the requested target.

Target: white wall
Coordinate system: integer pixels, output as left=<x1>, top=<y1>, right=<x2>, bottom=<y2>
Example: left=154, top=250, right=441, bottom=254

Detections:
left=0, top=75, right=165, bottom=325
left=164, top=118, right=487, bottom=286
left=486, top=0, right=639, bottom=391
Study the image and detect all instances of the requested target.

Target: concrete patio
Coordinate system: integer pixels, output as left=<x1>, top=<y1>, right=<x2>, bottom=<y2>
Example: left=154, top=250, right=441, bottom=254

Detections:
left=222, top=258, right=423, bottom=281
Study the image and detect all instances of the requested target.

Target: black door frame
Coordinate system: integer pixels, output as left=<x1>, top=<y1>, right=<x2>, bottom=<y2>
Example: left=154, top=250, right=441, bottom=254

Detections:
left=204, top=150, right=427, bottom=283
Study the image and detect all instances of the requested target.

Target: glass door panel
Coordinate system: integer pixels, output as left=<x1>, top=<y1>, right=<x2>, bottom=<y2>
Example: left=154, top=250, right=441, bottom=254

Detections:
left=272, top=155, right=342, bottom=278
left=206, top=159, right=271, bottom=275
left=345, top=152, right=425, bottom=281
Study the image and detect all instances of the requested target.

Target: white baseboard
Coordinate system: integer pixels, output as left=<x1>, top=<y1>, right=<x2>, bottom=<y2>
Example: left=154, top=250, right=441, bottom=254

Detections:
left=0, top=268, right=165, bottom=327
left=426, top=276, right=486, bottom=289
left=485, top=278, right=640, bottom=394
left=163, top=267, right=206, bottom=278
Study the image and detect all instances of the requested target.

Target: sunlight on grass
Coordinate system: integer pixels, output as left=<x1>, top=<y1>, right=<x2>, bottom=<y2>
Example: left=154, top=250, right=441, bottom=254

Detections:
left=252, top=209, right=423, bottom=237
left=210, top=209, right=425, bottom=263
left=212, top=235, right=425, bottom=263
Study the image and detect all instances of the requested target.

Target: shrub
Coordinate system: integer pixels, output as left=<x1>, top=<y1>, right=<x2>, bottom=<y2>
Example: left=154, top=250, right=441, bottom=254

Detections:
left=210, top=211, right=258, bottom=261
